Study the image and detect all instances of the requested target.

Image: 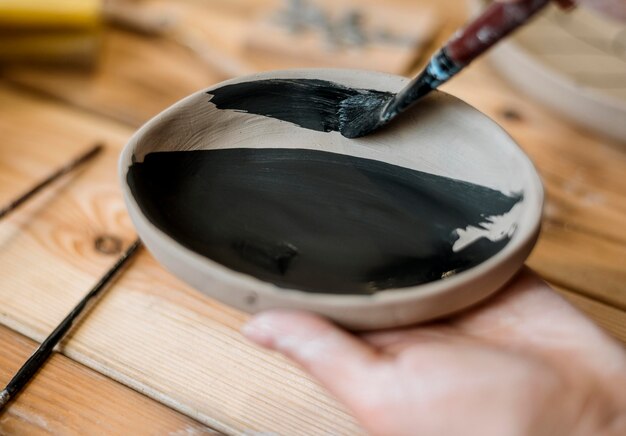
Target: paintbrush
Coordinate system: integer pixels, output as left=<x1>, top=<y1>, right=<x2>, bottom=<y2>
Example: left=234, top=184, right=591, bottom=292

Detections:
left=0, top=239, right=142, bottom=411
left=103, top=2, right=254, bottom=78
left=0, top=144, right=103, bottom=219
left=338, top=0, right=551, bottom=138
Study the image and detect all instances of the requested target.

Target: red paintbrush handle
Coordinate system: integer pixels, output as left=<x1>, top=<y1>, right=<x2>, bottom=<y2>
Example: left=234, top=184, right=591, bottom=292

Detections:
left=445, top=0, right=551, bottom=66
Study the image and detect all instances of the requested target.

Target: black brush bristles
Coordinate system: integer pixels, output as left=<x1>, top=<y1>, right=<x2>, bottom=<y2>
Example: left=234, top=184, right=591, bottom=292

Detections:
left=337, top=52, right=457, bottom=139
left=337, top=91, right=393, bottom=139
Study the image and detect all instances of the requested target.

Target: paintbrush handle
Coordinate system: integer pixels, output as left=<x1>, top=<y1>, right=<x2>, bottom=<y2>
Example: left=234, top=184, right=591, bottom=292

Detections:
left=445, top=0, right=550, bottom=66
left=381, top=0, right=550, bottom=123
left=0, top=239, right=142, bottom=410
left=339, top=0, right=554, bottom=137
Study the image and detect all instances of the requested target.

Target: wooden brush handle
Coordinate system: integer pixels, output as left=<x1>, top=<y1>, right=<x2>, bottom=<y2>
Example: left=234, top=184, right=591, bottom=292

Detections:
left=445, top=0, right=550, bottom=66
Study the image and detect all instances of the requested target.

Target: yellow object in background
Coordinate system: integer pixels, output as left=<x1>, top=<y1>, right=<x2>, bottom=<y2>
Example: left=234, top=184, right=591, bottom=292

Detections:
left=0, top=0, right=102, bottom=66
left=0, top=0, right=102, bottom=30
left=0, top=32, right=100, bottom=66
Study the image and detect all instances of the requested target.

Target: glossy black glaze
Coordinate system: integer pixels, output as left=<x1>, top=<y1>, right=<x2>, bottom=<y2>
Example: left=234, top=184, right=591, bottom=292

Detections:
left=207, top=78, right=393, bottom=133
left=128, top=148, right=522, bottom=295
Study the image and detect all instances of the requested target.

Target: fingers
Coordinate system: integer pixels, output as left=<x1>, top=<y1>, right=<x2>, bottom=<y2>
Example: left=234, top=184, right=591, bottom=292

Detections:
left=243, top=310, right=381, bottom=402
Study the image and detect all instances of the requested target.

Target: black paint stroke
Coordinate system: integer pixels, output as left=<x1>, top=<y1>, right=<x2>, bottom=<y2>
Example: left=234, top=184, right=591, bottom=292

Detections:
left=128, top=148, right=523, bottom=295
left=207, top=79, right=393, bottom=133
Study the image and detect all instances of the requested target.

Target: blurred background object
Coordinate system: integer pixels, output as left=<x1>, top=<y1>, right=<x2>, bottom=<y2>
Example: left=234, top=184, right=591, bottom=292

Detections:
left=468, top=0, right=626, bottom=142
left=246, top=0, right=439, bottom=73
left=1, top=1, right=626, bottom=434
left=0, top=0, right=102, bottom=30
left=0, top=0, right=438, bottom=74
left=0, top=0, right=103, bottom=67
left=0, top=0, right=623, bottom=137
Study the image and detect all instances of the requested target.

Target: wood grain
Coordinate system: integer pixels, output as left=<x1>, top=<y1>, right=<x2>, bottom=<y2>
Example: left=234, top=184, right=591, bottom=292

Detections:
left=0, top=325, right=216, bottom=435
left=0, top=0, right=624, bottom=433
left=245, top=0, right=438, bottom=74
left=0, top=1, right=255, bottom=127
left=0, top=85, right=363, bottom=434
left=4, top=0, right=623, bottom=309
left=0, top=0, right=445, bottom=126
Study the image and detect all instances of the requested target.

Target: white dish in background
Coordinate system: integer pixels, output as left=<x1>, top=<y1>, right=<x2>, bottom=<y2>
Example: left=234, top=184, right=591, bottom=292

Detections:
left=469, top=0, right=626, bottom=143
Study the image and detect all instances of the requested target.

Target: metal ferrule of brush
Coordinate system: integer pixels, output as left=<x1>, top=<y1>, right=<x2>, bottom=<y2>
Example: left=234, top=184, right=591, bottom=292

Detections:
left=426, top=49, right=463, bottom=86
left=381, top=49, right=463, bottom=122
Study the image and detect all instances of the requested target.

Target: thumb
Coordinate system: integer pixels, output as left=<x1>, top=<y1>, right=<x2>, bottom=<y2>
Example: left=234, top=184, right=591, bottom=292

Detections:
left=242, top=310, right=381, bottom=405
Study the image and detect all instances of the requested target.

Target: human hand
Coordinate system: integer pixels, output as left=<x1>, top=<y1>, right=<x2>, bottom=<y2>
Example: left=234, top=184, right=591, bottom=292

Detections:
left=243, top=269, right=626, bottom=436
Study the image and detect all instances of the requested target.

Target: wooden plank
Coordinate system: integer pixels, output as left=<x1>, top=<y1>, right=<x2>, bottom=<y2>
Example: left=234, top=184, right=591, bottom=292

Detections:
left=1, top=0, right=624, bottom=431
left=0, top=0, right=447, bottom=127
left=0, top=325, right=216, bottom=435
left=5, top=0, right=624, bottom=252
left=1, top=28, right=219, bottom=127
left=245, top=0, right=439, bottom=74
left=0, top=85, right=362, bottom=434
left=0, top=2, right=254, bottom=127
left=554, top=287, right=626, bottom=346
left=530, top=220, right=626, bottom=310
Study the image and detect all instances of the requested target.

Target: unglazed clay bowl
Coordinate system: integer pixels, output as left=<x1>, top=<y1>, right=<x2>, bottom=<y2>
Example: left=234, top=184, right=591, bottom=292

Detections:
left=119, top=69, right=543, bottom=330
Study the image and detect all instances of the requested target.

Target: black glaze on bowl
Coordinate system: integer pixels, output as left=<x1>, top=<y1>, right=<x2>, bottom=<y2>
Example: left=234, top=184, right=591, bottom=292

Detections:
left=207, top=79, right=393, bottom=133
left=127, top=148, right=523, bottom=295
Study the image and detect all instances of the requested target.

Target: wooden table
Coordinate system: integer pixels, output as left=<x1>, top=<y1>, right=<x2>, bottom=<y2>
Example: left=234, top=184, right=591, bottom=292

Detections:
left=0, top=0, right=624, bottom=434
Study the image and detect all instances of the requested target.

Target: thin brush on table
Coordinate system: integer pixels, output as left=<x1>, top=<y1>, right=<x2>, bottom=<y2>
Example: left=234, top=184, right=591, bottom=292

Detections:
left=0, top=239, right=142, bottom=411
left=338, top=0, right=551, bottom=138
left=0, top=143, right=103, bottom=219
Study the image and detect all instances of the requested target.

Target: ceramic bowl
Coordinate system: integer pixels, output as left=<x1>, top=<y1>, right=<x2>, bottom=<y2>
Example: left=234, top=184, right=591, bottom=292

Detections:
left=119, top=69, right=543, bottom=330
